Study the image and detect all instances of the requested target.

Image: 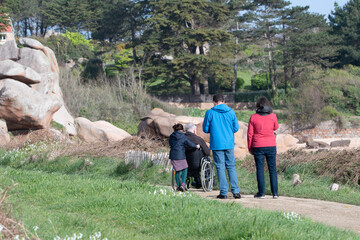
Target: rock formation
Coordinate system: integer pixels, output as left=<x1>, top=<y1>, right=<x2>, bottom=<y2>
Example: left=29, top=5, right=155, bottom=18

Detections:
left=138, top=108, right=299, bottom=158
left=0, top=38, right=76, bottom=135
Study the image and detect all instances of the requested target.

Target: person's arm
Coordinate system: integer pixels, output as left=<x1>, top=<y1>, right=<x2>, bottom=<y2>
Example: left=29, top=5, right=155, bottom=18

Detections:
left=232, top=111, right=239, bottom=133
left=273, top=113, right=279, bottom=131
left=202, top=110, right=211, bottom=133
left=185, top=137, right=198, bottom=149
left=199, top=138, right=210, bottom=156
left=247, top=116, right=254, bottom=154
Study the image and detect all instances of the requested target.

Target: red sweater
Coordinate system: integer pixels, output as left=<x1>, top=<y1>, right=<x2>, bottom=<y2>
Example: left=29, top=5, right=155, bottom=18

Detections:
left=247, top=113, right=279, bottom=151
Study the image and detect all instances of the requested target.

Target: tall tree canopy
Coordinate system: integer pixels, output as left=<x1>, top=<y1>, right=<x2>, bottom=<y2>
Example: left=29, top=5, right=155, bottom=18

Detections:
left=329, top=0, right=360, bottom=67
left=142, top=0, right=234, bottom=95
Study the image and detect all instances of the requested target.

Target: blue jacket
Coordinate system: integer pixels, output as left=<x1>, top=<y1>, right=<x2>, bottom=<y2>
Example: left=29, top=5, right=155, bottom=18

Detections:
left=203, top=104, right=239, bottom=150
left=169, top=130, right=197, bottom=160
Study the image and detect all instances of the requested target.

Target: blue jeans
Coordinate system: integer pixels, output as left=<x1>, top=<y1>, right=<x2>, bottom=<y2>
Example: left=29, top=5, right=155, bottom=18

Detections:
left=253, top=146, right=278, bottom=196
left=213, top=149, right=240, bottom=195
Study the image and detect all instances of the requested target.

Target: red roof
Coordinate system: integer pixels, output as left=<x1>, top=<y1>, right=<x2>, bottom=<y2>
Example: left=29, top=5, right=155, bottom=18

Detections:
left=0, top=13, right=11, bottom=33
left=0, top=23, right=11, bottom=32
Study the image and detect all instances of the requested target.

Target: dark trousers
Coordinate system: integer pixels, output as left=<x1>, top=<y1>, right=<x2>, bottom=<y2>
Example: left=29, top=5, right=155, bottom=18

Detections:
left=253, top=146, right=278, bottom=196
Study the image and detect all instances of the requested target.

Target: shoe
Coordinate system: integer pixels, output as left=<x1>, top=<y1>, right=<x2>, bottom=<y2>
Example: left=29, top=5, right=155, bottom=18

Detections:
left=176, top=186, right=184, bottom=192
left=233, top=193, right=241, bottom=199
left=216, top=194, right=228, bottom=199
left=181, top=184, right=188, bottom=191
left=254, top=193, right=265, bottom=199
left=273, top=195, right=279, bottom=199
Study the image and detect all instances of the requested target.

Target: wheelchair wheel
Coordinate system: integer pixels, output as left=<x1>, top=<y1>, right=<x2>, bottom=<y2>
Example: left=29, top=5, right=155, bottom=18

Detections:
left=171, top=168, right=177, bottom=191
left=200, top=160, right=214, bottom=192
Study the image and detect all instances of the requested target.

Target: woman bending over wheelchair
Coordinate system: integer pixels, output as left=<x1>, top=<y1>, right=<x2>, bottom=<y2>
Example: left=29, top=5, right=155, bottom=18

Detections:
left=169, top=123, right=200, bottom=191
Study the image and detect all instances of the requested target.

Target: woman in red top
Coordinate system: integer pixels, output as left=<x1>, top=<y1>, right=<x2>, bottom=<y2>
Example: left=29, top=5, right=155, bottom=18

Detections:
left=247, top=97, right=279, bottom=199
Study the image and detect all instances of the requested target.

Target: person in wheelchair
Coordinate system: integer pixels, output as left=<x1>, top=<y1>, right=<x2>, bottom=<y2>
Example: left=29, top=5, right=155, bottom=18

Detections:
left=184, top=123, right=210, bottom=188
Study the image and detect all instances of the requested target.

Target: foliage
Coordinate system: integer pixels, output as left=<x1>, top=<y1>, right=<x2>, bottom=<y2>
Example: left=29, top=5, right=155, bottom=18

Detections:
left=59, top=67, right=174, bottom=135
left=251, top=73, right=269, bottom=90
left=329, top=0, right=360, bottom=67
left=38, top=34, right=94, bottom=63
left=141, top=0, right=234, bottom=95
left=236, top=77, right=245, bottom=90
left=63, top=31, right=93, bottom=50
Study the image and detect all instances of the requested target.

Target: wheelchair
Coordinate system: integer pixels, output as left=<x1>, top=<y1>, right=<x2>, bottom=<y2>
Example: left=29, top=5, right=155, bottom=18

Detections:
left=171, top=149, right=215, bottom=192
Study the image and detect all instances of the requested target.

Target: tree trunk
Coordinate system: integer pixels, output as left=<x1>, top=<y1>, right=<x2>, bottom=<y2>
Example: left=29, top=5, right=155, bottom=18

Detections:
left=233, top=21, right=239, bottom=93
left=191, top=76, right=201, bottom=95
left=203, top=78, right=209, bottom=94
left=130, top=13, right=137, bottom=67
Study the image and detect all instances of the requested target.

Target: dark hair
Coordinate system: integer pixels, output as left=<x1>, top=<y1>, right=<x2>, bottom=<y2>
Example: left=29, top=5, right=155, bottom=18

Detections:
left=213, top=94, right=224, bottom=103
left=256, top=96, right=271, bottom=108
left=172, top=123, right=184, bottom=131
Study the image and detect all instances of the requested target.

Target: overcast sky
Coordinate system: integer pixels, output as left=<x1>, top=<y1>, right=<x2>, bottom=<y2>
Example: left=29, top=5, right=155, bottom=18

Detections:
left=289, top=0, right=349, bottom=16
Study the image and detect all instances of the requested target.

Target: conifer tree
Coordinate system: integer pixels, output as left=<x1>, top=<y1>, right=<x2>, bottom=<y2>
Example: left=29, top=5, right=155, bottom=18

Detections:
left=142, top=0, right=233, bottom=95
left=329, top=0, right=360, bottom=67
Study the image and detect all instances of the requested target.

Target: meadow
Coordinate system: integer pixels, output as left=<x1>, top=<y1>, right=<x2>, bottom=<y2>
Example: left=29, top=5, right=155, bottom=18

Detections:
left=1, top=145, right=360, bottom=239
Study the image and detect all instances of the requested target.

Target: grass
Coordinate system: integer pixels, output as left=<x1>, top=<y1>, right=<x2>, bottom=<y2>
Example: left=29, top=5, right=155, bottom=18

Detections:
left=1, top=161, right=359, bottom=240
left=237, top=70, right=253, bottom=89
left=1, top=145, right=360, bottom=239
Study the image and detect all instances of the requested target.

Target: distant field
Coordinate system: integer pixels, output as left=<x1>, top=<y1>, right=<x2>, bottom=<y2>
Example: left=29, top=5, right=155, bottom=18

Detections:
left=237, top=70, right=253, bottom=89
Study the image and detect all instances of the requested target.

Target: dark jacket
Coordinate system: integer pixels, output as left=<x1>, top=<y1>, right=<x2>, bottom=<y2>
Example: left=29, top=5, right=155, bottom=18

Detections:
left=169, top=130, right=197, bottom=160
left=185, top=132, right=210, bottom=156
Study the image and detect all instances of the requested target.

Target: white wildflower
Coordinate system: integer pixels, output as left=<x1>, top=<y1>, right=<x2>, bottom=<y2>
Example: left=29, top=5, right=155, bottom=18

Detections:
left=33, top=226, right=39, bottom=232
left=0, top=224, right=3, bottom=232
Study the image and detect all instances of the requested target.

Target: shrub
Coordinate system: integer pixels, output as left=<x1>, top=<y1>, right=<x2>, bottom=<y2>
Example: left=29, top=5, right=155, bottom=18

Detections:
left=236, top=77, right=245, bottom=90
left=251, top=73, right=269, bottom=90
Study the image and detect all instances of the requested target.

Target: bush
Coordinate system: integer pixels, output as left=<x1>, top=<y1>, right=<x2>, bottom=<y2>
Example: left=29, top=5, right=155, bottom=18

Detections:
left=236, top=77, right=245, bottom=90
left=38, top=35, right=94, bottom=64
left=250, top=73, right=269, bottom=90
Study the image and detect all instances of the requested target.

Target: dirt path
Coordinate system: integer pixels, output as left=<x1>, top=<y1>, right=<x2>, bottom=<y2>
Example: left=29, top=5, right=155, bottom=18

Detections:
left=189, top=189, right=360, bottom=235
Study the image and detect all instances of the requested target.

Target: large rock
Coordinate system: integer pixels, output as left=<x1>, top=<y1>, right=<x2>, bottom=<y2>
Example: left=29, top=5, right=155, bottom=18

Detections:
left=0, top=79, right=61, bottom=130
left=52, top=106, right=76, bottom=136
left=0, top=128, right=10, bottom=146
left=0, top=60, right=41, bottom=84
left=0, top=119, right=8, bottom=132
left=330, top=140, right=351, bottom=148
left=0, top=40, right=19, bottom=61
left=276, top=134, right=299, bottom=153
left=75, top=117, right=131, bottom=142
left=17, top=47, right=52, bottom=73
left=0, top=119, right=10, bottom=146
left=18, top=38, right=45, bottom=51
left=138, top=108, right=250, bottom=158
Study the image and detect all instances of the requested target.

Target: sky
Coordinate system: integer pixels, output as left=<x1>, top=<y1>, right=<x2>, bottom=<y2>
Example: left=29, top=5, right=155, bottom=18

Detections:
left=290, top=0, right=349, bottom=16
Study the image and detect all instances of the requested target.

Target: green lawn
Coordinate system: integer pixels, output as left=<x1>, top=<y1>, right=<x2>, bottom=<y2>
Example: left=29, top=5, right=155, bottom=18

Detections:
left=237, top=70, right=253, bottom=88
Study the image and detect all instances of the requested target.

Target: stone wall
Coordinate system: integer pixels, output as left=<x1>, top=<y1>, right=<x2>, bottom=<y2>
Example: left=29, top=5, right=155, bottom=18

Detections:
left=295, top=120, right=360, bottom=138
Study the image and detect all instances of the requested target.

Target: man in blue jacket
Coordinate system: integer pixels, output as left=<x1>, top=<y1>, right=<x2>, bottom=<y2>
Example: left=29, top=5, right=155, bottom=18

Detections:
left=203, top=94, right=240, bottom=199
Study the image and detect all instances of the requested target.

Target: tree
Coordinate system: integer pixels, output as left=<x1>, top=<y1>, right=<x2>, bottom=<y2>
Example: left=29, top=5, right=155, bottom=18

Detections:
left=142, top=0, right=234, bottom=95
left=280, top=8, right=337, bottom=92
left=42, top=0, right=90, bottom=32
left=248, top=0, right=291, bottom=99
left=329, top=0, right=360, bottom=67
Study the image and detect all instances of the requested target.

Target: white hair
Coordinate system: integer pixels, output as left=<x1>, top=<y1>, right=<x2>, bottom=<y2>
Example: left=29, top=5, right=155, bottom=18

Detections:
left=185, top=123, right=196, bottom=133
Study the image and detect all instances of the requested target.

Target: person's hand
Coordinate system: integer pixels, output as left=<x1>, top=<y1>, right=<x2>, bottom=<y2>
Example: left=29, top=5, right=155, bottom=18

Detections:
left=249, top=149, right=253, bottom=155
left=196, top=144, right=200, bottom=149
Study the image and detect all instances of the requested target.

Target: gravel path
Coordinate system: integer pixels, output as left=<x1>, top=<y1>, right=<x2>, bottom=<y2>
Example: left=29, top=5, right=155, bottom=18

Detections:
left=190, top=189, right=360, bottom=235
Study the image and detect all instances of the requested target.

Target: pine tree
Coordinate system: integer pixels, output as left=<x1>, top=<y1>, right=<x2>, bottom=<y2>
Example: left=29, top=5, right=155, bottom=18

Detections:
left=142, top=0, right=233, bottom=95
left=329, top=0, right=360, bottom=66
